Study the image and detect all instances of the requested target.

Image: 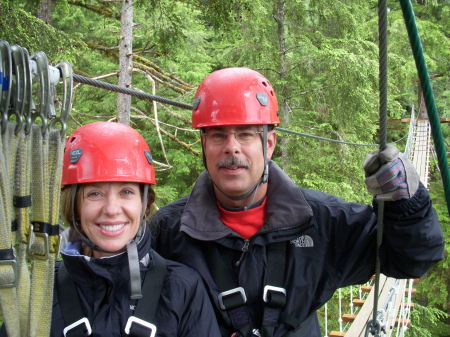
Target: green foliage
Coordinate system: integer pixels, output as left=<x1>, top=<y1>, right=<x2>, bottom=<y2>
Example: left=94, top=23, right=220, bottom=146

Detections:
left=409, top=303, right=450, bottom=337
left=414, top=164, right=450, bottom=314
left=0, top=2, right=82, bottom=62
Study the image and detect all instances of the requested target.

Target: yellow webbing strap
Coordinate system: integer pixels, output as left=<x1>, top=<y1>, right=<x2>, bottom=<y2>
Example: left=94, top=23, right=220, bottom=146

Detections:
left=14, top=128, right=32, bottom=336
left=27, top=126, right=63, bottom=337
left=28, top=124, right=52, bottom=337
left=0, top=123, right=20, bottom=337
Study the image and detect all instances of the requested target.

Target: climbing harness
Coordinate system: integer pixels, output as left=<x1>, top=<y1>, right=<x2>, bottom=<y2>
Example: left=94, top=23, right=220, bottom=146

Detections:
left=205, top=241, right=307, bottom=337
left=56, top=252, right=167, bottom=337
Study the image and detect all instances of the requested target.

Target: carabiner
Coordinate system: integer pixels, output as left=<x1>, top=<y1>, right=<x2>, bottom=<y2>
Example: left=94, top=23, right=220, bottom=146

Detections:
left=364, top=319, right=381, bottom=337
left=51, top=62, right=73, bottom=139
left=21, top=47, right=33, bottom=136
left=31, top=51, right=50, bottom=137
left=0, top=40, right=12, bottom=134
left=10, top=45, right=26, bottom=135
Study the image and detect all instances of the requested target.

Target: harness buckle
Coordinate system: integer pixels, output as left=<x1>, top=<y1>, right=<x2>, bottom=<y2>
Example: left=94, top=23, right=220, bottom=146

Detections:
left=124, top=316, right=157, bottom=337
left=63, top=317, right=92, bottom=337
left=263, top=285, right=287, bottom=307
left=218, top=286, right=247, bottom=310
left=0, top=258, right=17, bottom=288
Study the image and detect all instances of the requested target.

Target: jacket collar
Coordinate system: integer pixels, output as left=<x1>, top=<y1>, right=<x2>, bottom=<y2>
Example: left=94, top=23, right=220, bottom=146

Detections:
left=60, top=226, right=152, bottom=285
left=180, top=160, right=313, bottom=241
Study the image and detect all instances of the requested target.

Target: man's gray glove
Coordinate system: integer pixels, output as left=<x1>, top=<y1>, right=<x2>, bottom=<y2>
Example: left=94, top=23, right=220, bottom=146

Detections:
left=363, top=144, right=420, bottom=201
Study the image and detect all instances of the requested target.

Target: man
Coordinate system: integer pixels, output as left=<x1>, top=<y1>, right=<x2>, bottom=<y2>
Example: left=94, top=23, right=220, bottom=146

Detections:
left=151, top=67, right=444, bottom=337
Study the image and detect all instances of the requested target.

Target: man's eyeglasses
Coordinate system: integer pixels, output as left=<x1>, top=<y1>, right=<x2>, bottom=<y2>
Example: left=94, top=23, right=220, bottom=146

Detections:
left=202, top=129, right=263, bottom=145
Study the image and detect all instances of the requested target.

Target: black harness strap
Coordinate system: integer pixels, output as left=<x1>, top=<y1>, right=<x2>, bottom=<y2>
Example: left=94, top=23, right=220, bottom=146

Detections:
left=56, top=252, right=167, bottom=337
left=260, top=242, right=287, bottom=337
left=56, top=263, right=91, bottom=337
left=206, top=243, right=252, bottom=336
left=205, top=241, right=289, bottom=337
left=126, top=252, right=167, bottom=337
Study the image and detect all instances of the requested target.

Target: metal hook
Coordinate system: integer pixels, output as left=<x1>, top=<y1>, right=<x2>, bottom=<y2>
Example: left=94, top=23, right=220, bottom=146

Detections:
left=52, top=62, right=73, bottom=139
left=0, top=40, right=12, bottom=135
left=31, top=51, right=51, bottom=137
left=10, top=45, right=26, bottom=135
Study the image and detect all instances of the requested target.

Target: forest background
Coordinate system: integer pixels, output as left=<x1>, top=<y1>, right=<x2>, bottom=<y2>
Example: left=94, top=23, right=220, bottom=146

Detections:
left=0, top=0, right=448, bottom=336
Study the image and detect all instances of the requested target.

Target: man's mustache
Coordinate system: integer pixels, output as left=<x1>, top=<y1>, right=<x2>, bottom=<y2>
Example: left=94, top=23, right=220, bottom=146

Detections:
left=217, top=156, right=250, bottom=169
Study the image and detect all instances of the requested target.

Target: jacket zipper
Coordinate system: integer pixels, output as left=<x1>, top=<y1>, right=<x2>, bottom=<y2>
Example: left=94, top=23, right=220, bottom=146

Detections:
left=234, top=239, right=250, bottom=267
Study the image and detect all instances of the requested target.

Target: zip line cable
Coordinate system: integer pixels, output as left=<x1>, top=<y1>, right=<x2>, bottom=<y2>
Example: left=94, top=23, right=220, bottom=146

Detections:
left=73, top=74, right=192, bottom=110
left=71, top=74, right=384, bottom=147
left=274, top=127, right=379, bottom=147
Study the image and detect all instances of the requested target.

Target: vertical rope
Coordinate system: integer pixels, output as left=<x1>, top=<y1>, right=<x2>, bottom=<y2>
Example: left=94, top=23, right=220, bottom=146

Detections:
left=378, top=0, right=388, bottom=151
left=367, top=1, right=388, bottom=336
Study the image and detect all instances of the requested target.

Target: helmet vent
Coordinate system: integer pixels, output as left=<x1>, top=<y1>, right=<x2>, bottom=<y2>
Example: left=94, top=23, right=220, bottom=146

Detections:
left=262, top=81, right=268, bottom=87
left=69, top=136, right=76, bottom=143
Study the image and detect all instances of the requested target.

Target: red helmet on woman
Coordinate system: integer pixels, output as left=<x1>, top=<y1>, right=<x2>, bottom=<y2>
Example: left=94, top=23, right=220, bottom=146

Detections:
left=62, top=121, right=156, bottom=186
left=192, top=67, right=279, bottom=128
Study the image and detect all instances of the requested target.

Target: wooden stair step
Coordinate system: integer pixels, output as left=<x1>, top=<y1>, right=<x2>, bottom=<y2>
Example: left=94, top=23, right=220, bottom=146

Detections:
left=352, top=299, right=365, bottom=307
left=360, top=285, right=415, bottom=295
left=361, top=285, right=372, bottom=293
left=342, top=314, right=356, bottom=323
left=401, top=302, right=414, bottom=311
left=395, top=318, right=411, bottom=327
left=406, top=288, right=417, bottom=296
left=329, top=331, right=345, bottom=337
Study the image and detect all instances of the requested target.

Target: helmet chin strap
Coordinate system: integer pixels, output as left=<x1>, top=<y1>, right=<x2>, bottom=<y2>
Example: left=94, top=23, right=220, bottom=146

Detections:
left=203, top=125, right=270, bottom=207
left=70, top=184, right=149, bottom=299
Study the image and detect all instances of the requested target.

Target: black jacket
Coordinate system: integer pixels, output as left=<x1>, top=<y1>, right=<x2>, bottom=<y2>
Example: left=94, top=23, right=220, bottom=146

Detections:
left=151, top=161, right=444, bottom=337
left=50, top=227, right=221, bottom=337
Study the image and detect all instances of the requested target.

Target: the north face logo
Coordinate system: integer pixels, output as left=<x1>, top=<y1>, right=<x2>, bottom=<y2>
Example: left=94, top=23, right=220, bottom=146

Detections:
left=290, top=235, right=314, bottom=248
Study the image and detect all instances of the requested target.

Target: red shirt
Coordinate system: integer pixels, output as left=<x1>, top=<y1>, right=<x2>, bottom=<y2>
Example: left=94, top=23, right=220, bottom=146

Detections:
left=218, top=198, right=267, bottom=239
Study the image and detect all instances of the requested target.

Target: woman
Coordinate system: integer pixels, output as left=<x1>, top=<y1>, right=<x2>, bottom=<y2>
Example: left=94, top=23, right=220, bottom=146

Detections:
left=52, top=121, right=220, bottom=337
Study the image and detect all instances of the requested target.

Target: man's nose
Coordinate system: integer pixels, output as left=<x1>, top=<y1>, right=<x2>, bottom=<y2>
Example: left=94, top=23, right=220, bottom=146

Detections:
left=223, top=132, right=241, bottom=153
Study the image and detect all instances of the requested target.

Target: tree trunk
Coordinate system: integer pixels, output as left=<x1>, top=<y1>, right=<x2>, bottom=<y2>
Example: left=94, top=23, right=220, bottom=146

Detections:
left=117, top=0, right=133, bottom=125
left=36, top=0, right=54, bottom=24
left=275, top=0, right=289, bottom=170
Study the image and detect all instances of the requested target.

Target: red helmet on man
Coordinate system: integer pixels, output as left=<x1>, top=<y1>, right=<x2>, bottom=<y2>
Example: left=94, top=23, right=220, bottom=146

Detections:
left=62, top=121, right=156, bottom=186
left=192, top=67, right=279, bottom=128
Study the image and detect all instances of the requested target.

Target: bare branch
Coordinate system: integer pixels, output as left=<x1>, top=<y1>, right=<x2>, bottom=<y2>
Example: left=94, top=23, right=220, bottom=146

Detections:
left=131, top=108, right=200, bottom=156
left=133, top=68, right=170, bottom=165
